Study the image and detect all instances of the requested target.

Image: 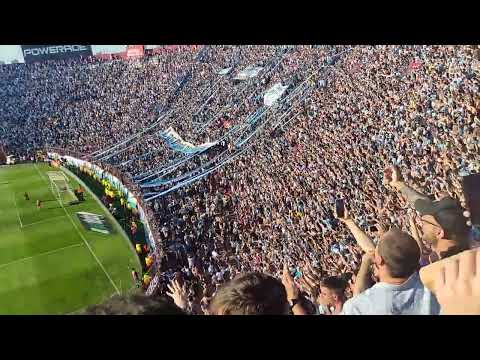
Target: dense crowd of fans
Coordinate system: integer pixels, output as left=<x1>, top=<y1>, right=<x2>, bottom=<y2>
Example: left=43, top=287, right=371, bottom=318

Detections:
left=2, top=45, right=479, bottom=315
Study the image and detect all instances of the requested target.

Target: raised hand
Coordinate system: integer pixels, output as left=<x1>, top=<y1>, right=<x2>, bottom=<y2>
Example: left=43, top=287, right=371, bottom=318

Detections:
left=282, top=263, right=299, bottom=300
left=375, top=221, right=387, bottom=236
left=383, top=165, right=403, bottom=188
left=434, top=250, right=480, bottom=315
left=166, top=279, right=189, bottom=311
left=335, top=205, right=351, bottom=222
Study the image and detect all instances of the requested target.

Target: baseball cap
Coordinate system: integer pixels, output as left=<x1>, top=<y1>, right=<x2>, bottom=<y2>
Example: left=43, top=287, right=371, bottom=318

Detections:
left=415, top=197, right=469, bottom=240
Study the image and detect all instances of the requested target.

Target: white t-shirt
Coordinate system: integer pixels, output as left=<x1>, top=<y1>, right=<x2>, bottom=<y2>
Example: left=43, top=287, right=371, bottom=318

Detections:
left=340, top=272, right=440, bottom=315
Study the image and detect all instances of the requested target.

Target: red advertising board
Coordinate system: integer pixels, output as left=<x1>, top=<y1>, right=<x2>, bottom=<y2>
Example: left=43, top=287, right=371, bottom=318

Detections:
left=126, top=45, right=145, bottom=58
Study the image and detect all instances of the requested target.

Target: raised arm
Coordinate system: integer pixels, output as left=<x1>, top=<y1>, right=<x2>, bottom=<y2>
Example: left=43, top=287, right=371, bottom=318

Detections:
left=281, top=264, right=308, bottom=315
left=353, top=251, right=375, bottom=295
left=408, top=211, right=429, bottom=256
left=337, top=207, right=376, bottom=253
left=384, top=165, right=430, bottom=206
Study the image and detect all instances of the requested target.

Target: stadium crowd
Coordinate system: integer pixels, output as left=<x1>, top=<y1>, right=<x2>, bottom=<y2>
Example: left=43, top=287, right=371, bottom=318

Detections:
left=1, top=45, right=479, bottom=315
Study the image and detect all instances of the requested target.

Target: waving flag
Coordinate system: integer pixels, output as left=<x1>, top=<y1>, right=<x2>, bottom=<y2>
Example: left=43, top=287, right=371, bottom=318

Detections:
left=264, top=83, right=288, bottom=107
left=160, top=127, right=216, bottom=154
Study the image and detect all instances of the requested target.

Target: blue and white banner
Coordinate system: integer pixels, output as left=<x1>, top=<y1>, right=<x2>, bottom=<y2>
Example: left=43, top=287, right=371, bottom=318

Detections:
left=160, top=127, right=216, bottom=154
left=264, top=83, right=289, bottom=107
left=217, top=67, right=232, bottom=75
left=234, top=65, right=263, bottom=80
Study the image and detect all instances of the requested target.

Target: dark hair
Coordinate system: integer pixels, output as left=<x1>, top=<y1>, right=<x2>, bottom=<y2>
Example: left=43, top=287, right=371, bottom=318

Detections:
left=209, top=272, right=289, bottom=315
left=321, top=276, right=347, bottom=296
left=297, top=294, right=317, bottom=315
left=83, top=293, right=185, bottom=315
left=378, top=228, right=420, bottom=278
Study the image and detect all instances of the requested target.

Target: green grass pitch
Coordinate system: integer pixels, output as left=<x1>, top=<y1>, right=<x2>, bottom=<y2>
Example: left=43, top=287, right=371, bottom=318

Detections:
left=0, top=163, right=141, bottom=314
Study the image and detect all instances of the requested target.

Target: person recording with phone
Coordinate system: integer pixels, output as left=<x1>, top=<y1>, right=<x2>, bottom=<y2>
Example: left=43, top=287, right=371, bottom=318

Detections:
left=335, top=199, right=440, bottom=315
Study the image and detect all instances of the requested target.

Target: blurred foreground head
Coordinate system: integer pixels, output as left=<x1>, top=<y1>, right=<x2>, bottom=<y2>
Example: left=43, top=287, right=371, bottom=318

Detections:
left=210, top=272, right=289, bottom=315
left=83, top=293, right=185, bottom=315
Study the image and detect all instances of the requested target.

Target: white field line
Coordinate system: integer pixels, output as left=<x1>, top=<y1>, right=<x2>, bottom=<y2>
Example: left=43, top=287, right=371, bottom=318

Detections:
left=21, top=214, right=67, bottom=229
left=12, top=194, right=23, bottom=228
left=34, top=163, right=121, bottom=295
left=0, top=243, right=84, bottom=271
left=60, top=166, right=140, bottom=265
left=34, top=163, right=47, bottom=181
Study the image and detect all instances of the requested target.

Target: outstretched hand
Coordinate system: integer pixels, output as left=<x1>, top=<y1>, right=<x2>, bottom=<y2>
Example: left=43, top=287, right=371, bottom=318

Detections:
left=282, top=263, right=299, bottom=300
left=434, top=250, right=480, bottom=315
left=166, top=279, right=189, bottom=311
left=384, top=165, right=403, bottom=188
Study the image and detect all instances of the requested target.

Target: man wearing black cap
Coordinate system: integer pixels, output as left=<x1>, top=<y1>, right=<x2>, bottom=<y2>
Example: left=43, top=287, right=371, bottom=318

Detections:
left=415, top=197, right=471, bottom=261
left=335, top=206, right=439, bottom=314
left=384, top=165, right=471, bottom=263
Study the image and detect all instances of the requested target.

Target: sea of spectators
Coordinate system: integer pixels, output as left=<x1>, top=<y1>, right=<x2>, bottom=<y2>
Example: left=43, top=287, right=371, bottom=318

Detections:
left=141, top=45, right=479, bottom=314
left=1, top=45, right=479, bottom=315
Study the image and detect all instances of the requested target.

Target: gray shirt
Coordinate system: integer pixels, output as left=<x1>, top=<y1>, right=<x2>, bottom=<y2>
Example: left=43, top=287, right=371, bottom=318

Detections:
left=340, top=272, right=440, bottom=315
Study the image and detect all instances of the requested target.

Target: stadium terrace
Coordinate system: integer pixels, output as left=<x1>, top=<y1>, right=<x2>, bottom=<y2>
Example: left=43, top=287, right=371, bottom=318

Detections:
left=0, top=45, right=479, bottom=315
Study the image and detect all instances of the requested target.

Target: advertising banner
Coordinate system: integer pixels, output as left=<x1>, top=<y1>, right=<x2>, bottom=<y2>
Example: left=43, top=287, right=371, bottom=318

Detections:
left=91, top=45, right=127, bottom=55
left=126, top=45, right=145, bottom=58
left=21, top=45, right=93, bottom=63
left=47, top=152, right=156, bottom=250
left=76, top=212, right=111, bottom=234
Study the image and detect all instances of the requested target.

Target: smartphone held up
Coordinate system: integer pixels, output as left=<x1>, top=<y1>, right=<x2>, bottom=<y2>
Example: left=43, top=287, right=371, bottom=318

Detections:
left=335, top=198, right=345, bottom=219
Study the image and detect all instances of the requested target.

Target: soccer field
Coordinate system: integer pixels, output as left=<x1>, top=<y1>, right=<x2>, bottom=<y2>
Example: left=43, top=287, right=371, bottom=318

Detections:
left=0, top=163, right=141, bottom=314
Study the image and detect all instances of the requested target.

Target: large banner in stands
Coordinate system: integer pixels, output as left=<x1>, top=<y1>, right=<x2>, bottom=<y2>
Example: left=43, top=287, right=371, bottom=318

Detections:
left=234, top=65, right=263, bottom=80
left=21, top=45, right=92, bottom=63
left=217, top=67, right=232, bottom=75
left=264, top=82, right=289, bottom=107
left=47, top=151, right=156, bottom=250
left=160, top=127, right=216, bottom=154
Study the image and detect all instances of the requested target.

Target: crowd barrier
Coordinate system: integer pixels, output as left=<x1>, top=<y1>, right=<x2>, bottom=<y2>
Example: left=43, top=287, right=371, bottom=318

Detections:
left=47, top=151, right=156, bottom=251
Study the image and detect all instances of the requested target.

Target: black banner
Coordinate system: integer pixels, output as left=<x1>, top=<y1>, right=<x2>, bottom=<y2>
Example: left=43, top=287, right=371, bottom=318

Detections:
left=21, top=45, right=92, bottom=63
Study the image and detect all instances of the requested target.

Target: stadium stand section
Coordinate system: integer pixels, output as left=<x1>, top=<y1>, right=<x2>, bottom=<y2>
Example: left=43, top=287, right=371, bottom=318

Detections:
left=1, top=45, right=479, bottom=314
